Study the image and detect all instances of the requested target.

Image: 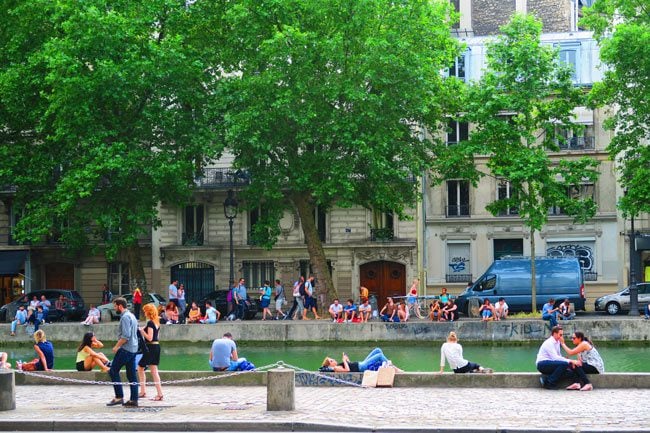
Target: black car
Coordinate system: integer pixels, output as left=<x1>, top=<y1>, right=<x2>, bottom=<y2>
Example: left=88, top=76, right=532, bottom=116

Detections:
left=0, top=289, right=86, bottom=322
left=197, top=290, right=259, bottom=320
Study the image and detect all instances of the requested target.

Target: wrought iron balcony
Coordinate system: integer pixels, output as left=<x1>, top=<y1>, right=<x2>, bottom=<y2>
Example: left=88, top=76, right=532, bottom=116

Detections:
left=583, top=271, right=597, bottom=281
left=557, top=136, right=595, bottom=151
left=182, top=231, right=204, bottom=246
left=194, top=168, right=250, bottom=189
left=370, top=227, right=395, bottom=242
left=446, top=273, right=473, bottom=283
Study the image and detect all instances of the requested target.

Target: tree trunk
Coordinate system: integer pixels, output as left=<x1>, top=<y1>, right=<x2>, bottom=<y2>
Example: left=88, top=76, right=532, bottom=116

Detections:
left=291, top=192, right=338, bottom=305
left=126, top=242, right=147, bottom=293
left=530, top=231, right=536, bottom=313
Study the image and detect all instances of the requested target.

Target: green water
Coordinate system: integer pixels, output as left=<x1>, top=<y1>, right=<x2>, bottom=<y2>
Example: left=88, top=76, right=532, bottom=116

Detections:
left=3, top=342, right=649, bottom=372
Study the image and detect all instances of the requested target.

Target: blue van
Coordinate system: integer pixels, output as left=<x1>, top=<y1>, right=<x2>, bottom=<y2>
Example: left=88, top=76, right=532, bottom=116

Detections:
left=455, top=257, right=585, bottom=315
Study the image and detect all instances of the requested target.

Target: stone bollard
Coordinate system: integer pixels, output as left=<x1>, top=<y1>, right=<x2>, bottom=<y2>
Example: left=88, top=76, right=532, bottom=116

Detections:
left=0, top=369, right=16, bottom=411
left=266, top=367, right=295, bottom=411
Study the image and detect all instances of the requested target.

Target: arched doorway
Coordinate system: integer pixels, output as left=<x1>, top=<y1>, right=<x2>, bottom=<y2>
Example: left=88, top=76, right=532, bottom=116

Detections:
left=359, top=261, right=405, bottom=303
left=171, top=262, right=215, bottom=302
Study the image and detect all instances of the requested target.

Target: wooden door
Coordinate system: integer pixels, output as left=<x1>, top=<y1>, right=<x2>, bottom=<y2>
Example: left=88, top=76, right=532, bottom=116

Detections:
left=45, top=263, right=74, bottom=289
left=360, top=261, right=405, bottom=304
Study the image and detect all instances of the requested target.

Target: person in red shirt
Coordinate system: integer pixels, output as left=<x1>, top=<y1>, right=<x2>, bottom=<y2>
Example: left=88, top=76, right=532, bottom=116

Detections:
left=132, top=286, right=143, bottom=320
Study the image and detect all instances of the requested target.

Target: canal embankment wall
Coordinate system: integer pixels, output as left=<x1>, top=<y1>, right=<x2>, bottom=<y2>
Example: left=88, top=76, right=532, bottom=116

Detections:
left=1, top=318, right=649, bottom=344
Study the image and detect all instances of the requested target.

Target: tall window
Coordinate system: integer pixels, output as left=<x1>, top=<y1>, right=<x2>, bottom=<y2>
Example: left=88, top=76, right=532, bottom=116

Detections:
left=446, top=120, right=469, bottom=146
left=497, top=181, right=519, bottom=216
left=370, top=209, right=394, bottom=241
left=549, top=183, right=595, bottom=216
left=446, top=242, right=472, bottom=283
left=450, top=0, right=460, bottom=29
left=242, top=261, right=275, bottom=289
left=108, top=262, right=130, bottom=296
left=313, top=206, right=327, bottom=243
left=248, top=206, right=269, bottom=245
left=447, top=180, right=470, bottom=217
left=557, top=42, right=581, bottom=82
left=447, top=54, right=466, bottom=80
left=299, top=260, right=333, bottom=280
left=493, top=238, right=524, bottom=260
left=183, top=204, right=204, bottom=246
left=556, top=124, right=595, bottom=150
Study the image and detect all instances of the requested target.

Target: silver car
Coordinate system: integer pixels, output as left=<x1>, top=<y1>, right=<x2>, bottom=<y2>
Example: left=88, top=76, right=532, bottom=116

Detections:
left=97, top=293, right=167, bottom=320
left=594, top=283, right=650, bottom=315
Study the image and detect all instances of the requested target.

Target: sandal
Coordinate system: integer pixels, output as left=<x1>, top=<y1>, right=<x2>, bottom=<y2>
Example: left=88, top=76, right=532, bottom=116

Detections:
left=150, top=395, right=164, bottom=401
left=138, top=393, right=147, bottom=398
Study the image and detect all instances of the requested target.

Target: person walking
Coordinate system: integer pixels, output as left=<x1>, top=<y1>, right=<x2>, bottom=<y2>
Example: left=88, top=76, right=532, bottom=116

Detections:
left=106, top=297, right=139, bottom=407
left=235, top=278, right=248, bottom=320
left=274, top=279, right=287, bottom=320
left=286, top=276, right=304, bottom=320
left=137, top=304, right=163, bottom=401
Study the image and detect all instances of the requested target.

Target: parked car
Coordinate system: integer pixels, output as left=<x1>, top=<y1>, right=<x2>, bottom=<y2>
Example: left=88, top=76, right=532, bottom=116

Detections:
left=0, top=289, right=86, bottom=322
left=198, top=290, right=259, bottom=320
left=594, top=283, right=650, bottom=315
left=455, top=257, right=586, bottom=315
left=97, top=292, right=167, bottom=321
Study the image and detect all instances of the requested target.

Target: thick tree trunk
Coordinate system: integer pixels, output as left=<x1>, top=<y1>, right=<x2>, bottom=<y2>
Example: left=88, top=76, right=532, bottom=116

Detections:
left=126, top=242, right=147, bottom=293
left=291, top=192, right=338, bottom=305
left=530, top=232, right=536, bottom=313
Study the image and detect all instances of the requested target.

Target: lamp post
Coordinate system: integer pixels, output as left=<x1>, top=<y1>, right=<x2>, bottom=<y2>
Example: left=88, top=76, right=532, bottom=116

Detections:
left=223, top=189, right=238, bottom=293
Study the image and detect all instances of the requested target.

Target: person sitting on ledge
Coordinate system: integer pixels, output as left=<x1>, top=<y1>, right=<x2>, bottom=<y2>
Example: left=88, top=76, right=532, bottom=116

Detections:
left=439, top=331, right=493, bottom=374
left=358, top=298, right=372, bottom=322
left=321, top=348, right=401, bottom=373
left=17, top=329, right=54, bottom=372
left=494, top=298, right=509, bottom=321
left=440, top=299, right=458, bottom=322
left=561, top=331, right=604, bottom=391
left=478, top=298, right=496, bottom=322
left=558, top=298, right=576, bottom=321
left=328, top=298, right=343, bottom=322
left=541, top=298, right=560, bottom=327
left=0, top=352, right=11, bottom=369
left=536, top=325, right=581, bottom=390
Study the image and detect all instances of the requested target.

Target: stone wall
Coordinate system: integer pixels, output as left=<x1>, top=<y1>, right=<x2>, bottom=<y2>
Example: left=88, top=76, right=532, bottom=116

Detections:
left=472, top=0, right=516, bottom=36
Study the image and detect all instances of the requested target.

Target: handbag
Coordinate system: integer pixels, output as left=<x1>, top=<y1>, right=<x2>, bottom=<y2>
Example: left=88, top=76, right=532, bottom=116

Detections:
left=137, top=332, right=149, bottom=355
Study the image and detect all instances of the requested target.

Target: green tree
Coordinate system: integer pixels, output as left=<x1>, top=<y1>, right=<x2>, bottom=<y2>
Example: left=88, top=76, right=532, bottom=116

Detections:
left=0, top=0, right=222, bottom=288
left=431, top=14, right=600, bottom=312
left=582, top=0, right=650, bottom=217
left=195, top=0, right=462, bottom=300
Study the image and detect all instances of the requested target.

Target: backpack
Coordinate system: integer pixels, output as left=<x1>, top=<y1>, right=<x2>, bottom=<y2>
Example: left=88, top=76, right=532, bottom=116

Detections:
left=299, top=282, right=307, bottom=297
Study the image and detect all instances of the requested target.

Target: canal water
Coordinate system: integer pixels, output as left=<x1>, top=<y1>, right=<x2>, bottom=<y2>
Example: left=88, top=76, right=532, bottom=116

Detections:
left=3, top=342, right=649, bottom=372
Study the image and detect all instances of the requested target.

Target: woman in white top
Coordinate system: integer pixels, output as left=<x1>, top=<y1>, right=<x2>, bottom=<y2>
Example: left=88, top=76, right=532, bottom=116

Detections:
left=439, top=332, right=492, bottom=374
left=561, top=331, right=604, bottom=391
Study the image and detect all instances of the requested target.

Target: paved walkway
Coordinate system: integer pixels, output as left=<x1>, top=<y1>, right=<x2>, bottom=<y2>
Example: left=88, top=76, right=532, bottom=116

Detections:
left=3, top=382, right=649, bottom=432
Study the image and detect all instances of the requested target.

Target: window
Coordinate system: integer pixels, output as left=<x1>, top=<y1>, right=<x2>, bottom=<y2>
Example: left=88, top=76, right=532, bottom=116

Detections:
left=370, top=209, right=394, bottom=241
left=183, top=204, right=204, bottom=246
left=549, top=183, right=595, bottom=216
left=446, top=242, right=472, bottom=283
left=108, top=262, right=130, bottom=296
left=446, top=120, right=469, bottom=146
left=557, top=42, right=581, bottom=82
left=546, top=241, right=596, bottom=281
left=312, top=206, right=327, bottom=243
left=450, top=0, right=460, bottom=29
left=497, top=181, right=519, bottom=216
left=447, top=54, right=466, bottom=80
left=248, top=206, right=269, bottom=245
left=242, top=261, right=275, bottom=289
left=446, top=180, right=470, bottom=217
left=556, top=125, right=595, bottom=150
left=494, top=238, right=524, bottom=260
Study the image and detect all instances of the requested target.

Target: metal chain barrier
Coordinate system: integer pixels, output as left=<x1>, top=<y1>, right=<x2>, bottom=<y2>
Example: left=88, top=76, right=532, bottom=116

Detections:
left=12, top=361, right=363, bottom=387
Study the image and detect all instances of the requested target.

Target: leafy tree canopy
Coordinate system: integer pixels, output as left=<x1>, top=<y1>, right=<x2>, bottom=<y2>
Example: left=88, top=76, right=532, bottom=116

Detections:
left=0, top=0, right=222, bottom=281
left=193, top=0, right=463, bottom=298
left=582, top=0, right=650, bottom=217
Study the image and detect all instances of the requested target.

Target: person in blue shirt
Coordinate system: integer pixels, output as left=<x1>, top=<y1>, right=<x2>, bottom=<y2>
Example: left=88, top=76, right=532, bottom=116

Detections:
left=542, top=298, right=560, bottom=328
left=235, top=278, right=247, bottom=320
left=11, top=305, right=28, bottom=336
left=343, top=299, right=357, bottom=323
left=259, top=281, right=273, bottom=321
left=17, top=329, right=54, bottom=371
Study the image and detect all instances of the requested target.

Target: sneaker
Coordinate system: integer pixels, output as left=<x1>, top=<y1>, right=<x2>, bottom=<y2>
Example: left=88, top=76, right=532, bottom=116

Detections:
left=332, top=319, right=337, bottom=323
left=566, top=382, right=581, bottom=390
left=106, top=398, right=124, bottom=407
left=122, top=400, right=138, bottom=407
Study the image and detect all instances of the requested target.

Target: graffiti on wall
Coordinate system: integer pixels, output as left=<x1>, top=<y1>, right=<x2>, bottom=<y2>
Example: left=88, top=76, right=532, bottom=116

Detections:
left=449, top=256, right=469, bottom=273
left=546, top=244, right=594, bottom=271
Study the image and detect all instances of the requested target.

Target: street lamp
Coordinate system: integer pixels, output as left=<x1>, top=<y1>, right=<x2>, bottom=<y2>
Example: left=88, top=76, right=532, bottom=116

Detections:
left=223, top=189, right=238, bottom=293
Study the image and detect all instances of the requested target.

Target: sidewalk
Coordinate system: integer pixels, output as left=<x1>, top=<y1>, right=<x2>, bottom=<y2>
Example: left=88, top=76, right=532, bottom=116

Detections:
left=2, top=383, right=649, bottom=432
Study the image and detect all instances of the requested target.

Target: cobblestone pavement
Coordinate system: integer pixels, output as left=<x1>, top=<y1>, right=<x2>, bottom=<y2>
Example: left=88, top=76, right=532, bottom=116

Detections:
left=3, top=384, right=649, bottom=431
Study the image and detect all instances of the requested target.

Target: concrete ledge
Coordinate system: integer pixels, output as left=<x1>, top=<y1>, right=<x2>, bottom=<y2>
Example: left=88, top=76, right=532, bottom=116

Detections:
left=2, top=318, right=649, bottom=344
left=13, top=370, right=650, bottom=388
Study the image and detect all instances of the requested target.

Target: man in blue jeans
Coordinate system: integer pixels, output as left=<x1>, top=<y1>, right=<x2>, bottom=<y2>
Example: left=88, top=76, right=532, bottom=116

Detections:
left=541, top=298, right=560, bottom=327
left=536, top=325, right=581, bottom=389
left=106, top=297, right=139, bottom=407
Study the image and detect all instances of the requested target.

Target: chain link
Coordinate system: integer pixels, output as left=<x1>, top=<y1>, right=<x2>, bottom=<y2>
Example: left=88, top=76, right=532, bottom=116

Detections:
left=13, top=361, right=362, bottom=387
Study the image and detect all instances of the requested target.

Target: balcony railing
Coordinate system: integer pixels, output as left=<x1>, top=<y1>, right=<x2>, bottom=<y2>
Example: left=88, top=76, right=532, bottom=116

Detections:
left=182, top=232, right=204, bottom=246
left=446, top=273, right=473, bottom=283
left=583, top=271, right=597, bottom=281
left=194, top=168, right=250, bottom=189
left=557, top=136, right=595, bottom=151
left=446, top=205, right=470, bottom=217
left=370, top=228, right=395, bottom=242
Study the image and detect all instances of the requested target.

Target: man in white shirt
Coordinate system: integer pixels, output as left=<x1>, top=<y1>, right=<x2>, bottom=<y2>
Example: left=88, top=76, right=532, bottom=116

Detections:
left=535, top=325, right=580, bottom=389
left=494, top=297, right=509, bottom=320
left=328, top=299, right=343, bottom=322
left=168, top=280, right=179, bottom=309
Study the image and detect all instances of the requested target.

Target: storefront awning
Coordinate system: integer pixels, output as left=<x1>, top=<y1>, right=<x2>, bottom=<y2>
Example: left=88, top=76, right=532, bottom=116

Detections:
left=0, top=250, right=28, bottom=276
